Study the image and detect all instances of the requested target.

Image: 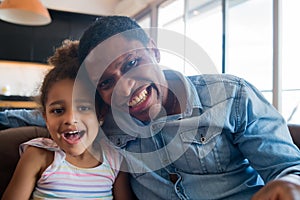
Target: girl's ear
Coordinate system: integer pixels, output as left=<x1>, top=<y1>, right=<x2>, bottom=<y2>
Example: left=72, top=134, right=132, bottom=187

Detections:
left=43, top=112, right=49, bottom=129
left=147, top=39, right=160, bottom=63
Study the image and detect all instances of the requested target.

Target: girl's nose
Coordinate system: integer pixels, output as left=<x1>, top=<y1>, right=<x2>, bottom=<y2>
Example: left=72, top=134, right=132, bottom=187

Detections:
left=64, top=110, right=78, bottom=125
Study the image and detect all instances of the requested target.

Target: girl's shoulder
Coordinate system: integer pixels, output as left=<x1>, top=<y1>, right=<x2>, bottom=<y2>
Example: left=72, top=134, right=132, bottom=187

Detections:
left=20, top=138, right=56, bottom=175
left=19, top=137, right=59, bottom=155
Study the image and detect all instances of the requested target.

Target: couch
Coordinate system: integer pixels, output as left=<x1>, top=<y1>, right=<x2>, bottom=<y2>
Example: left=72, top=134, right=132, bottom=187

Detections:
left=288, top=124, right=300, bottom=148
left=0, top=126, right=49, bottom=196
left=0, top=124, right=299, bottom=197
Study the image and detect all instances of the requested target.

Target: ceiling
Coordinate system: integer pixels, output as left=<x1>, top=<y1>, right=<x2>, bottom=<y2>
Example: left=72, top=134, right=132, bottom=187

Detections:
left=40, top=0, right=154, bottom=17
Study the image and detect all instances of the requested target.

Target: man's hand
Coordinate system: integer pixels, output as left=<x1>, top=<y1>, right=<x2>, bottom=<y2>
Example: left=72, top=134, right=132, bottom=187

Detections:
left=251, top=179, right=300, bottom=200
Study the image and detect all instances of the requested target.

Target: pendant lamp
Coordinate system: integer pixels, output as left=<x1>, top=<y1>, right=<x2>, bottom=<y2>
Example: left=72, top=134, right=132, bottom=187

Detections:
left=0, top=0, right=51, bottom=26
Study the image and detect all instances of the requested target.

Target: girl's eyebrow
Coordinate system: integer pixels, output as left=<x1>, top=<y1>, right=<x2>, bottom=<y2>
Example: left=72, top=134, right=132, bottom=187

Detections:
left=48, top=99, right=93, bottom=106
left=48, top=100, right=64, bottom=107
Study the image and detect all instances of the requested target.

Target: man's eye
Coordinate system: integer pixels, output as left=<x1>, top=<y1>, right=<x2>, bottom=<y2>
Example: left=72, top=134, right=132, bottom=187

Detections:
left=123, top=58, right=140, bottom=72
left=128, top=59, right=137, bottom=67
left=98, top=78, right=114, bottom=90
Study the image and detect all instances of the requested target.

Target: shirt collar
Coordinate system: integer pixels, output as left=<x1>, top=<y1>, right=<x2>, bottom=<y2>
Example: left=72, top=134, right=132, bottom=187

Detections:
left=163, top=70, right=202, bottom=118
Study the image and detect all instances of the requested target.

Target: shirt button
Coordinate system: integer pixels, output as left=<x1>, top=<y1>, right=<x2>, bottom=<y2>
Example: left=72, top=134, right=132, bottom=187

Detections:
left=200, top=134, right=206, bottom=143
left=201, top=137, right=205, bottom=143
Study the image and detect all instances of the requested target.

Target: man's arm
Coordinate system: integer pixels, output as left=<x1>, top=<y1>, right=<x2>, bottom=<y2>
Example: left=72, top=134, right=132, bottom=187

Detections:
left=251, top=175, right=300, bottom=200
left=0, top=109, right=45, bottom=130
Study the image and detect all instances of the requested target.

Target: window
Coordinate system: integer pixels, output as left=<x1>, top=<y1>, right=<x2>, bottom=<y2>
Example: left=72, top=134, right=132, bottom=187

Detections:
left=157, top=0, right=222, bottom=75
left=185, top=0, right=222, bottom=74
left=137, top=14, right=151, bottom=28
left=157, top=0, right=186, bottom=74
left=282, top=0, right=300, bottom=123
left=138, top=0, right=300, bottom=122
left=227, top=0, right=273, bottom=103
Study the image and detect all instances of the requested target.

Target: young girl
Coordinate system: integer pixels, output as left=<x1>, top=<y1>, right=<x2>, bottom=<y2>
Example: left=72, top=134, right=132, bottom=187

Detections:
left=2, top=40, right=134, bottom=200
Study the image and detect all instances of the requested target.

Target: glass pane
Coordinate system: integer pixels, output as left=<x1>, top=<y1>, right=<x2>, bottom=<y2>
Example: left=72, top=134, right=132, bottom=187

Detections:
left=158, top=0, right=184, bottom=31
left=227, top=0, right=273, bottom=103
left=282, top=0, right=300, bottom=122
left=157, top=0, right=185, bottom=74
left=186, top=0, right=223, bottom=74
left=283, top=91, right=300, bottom=124
left=137, top=14, right=151, bottom=28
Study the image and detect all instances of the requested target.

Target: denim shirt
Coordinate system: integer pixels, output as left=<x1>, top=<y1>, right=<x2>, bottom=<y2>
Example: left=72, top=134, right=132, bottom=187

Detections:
left=0, top=109, right=46, bottom=129
left=101, top=71, right=300, bottom=200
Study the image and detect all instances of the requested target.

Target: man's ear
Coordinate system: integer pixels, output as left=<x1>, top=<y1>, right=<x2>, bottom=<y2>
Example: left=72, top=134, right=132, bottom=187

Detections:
left=147, top=39, right=160, bottom=63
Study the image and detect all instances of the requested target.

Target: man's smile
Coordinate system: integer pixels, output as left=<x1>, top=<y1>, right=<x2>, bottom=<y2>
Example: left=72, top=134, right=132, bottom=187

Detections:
left=127, top=85, right=155, bottom=116
left=128, top=88, right=148, bottom=107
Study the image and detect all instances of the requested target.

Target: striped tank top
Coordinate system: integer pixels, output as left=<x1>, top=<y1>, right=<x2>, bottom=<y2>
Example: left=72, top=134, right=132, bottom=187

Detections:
left=20, top=138, right=123, bottom=199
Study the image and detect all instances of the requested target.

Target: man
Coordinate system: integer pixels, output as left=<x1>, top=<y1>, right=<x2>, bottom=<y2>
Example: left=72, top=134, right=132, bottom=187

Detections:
left=77, top=16, right=300, bottom=199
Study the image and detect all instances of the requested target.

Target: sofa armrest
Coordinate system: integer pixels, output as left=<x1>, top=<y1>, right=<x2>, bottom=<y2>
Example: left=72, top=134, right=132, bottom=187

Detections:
left=288, top=124, right=300, bottom=149
left=0, top=126, right=49, bottom=197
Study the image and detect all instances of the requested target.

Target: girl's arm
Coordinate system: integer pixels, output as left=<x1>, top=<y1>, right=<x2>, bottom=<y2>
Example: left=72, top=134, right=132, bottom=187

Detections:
left=112, top=171, right=137, bottom=200
left=2, top=146, right=51, bottom=200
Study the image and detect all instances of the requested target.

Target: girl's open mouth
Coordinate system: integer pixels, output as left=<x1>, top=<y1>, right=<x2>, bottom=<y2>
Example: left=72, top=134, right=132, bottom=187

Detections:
left=62, top=130, right=85, bottom=144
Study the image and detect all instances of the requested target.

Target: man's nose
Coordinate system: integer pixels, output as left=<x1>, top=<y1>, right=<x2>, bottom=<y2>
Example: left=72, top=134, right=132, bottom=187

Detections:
left=115, top=77, right=135, bottom=97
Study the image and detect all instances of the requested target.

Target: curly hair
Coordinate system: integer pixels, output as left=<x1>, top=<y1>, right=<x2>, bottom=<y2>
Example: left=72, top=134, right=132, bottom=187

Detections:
left=39, top=40, right=80, bottom=112
left=39, top=39, right=103, bottom=119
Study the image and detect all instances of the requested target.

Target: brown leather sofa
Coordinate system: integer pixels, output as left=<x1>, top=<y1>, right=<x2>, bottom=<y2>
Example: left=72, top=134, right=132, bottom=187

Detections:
left=0, top=126, right=49, bottom=196
left=288, top=124, right=300, bottom=148
left=0, top=124, right=299, bottom=197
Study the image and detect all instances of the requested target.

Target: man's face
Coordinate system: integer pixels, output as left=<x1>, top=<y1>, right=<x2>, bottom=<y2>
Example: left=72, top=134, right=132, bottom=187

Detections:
left=84, top=35, right=168, bottom=122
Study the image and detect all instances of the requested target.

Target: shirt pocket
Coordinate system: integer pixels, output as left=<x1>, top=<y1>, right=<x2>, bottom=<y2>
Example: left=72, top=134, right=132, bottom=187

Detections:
left=174, top=126, right=231, bottom=174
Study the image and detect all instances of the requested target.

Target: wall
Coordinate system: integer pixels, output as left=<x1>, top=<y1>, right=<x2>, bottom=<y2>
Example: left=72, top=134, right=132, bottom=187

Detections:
left=0, top=10, right=97, bottom=63
left=0, top=10, right=98, bottom=97
left=0, top=61, right=51, bottom=96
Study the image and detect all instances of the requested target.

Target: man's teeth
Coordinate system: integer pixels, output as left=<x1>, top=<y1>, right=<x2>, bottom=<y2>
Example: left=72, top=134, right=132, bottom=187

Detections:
left=129, top=89, right=148, bottom=107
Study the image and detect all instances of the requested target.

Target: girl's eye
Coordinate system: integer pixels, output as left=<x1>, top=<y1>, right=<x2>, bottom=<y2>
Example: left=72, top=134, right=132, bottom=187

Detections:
left=78, top=105, right=93, bottom=112
left=51, top=108, right=64, bottom=115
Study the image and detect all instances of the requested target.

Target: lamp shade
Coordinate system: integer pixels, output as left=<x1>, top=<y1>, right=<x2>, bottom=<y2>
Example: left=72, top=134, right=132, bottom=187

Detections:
left=0, top=0, right=51, bottom=26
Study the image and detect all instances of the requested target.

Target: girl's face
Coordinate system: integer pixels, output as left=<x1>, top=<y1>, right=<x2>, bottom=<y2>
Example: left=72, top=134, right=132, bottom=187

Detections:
left=44, top=79, right=99, bottom=157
